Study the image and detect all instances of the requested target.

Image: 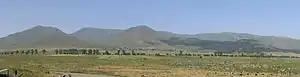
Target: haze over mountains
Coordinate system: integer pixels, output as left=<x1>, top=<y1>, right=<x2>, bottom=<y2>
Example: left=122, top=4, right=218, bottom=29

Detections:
left=0, top=25, right=299, bottom=52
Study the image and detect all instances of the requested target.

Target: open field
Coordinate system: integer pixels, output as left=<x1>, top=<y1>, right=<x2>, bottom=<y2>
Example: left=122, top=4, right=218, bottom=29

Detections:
left=1, top=55, right=300, bottom=77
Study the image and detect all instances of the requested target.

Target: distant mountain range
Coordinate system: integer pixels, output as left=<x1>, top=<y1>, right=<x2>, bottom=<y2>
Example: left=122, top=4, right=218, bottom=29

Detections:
left=0, top=25, right=299, bottom=52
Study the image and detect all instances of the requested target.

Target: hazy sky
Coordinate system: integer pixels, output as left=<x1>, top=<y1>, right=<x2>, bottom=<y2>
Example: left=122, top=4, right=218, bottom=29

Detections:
left=1, top=0, right=300, bottom=38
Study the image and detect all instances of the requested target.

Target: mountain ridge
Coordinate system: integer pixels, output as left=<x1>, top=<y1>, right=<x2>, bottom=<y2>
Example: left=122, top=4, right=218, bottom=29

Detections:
left=0, top=26, right=97, bottom=49
left=70, top=25, right=300, bottom=50
left=2, top=26, right=299, bottom=41
left=1, top=25, right=300, bottom=50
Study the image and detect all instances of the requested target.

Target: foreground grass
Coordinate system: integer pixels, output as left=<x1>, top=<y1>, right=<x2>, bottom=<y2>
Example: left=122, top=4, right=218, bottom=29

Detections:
left=0, top=55, right=300, bottom=77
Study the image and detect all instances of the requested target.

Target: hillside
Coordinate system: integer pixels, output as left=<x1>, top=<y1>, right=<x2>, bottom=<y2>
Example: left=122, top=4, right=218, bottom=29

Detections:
left=160, top=37, right=300, bottom=52
left=195, top=32, right=300, bottom=49
left=0, top=25, right=300, bottom=51
left=72, top=26, right=300, bottom=50
left=0, top=26, right=95, bottom=49
left=93, top=25, right=173, bottom=49
left=71, top=27, right=124, bottom=44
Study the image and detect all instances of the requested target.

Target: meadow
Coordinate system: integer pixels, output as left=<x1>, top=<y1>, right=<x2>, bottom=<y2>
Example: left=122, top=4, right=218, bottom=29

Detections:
left=1, top=54, right=300, bottom=77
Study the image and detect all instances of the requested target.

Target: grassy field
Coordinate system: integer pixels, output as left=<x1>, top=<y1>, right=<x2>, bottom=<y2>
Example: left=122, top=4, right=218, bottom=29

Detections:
left=0, top=55, right=300, bottom=77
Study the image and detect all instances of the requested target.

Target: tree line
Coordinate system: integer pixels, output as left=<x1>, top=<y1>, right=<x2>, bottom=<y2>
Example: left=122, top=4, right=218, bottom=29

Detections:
left=53, top=49, right=148, bottom=55
left=0, top=49, right=199, bottom=57
left=212, top=52, right=299, bottom=58
left=1, top=49, right=298, bottom=58
left=0, top=49, right=47, bottom=55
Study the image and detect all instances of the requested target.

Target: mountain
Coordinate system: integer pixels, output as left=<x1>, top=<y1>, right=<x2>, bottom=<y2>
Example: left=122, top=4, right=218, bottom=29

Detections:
left=160, top=37, right=300, bottom=52
left=1, top=25, right=300, bottom=51
left=196, top=32, right=258, bottom=41
left=71, top=27, right=124, bottom=44
left=195, top=32, right=300, bottom=50
left=0, top=26, right=95, bottom=49
left=72, top=26, right=300, bottom=50
left=72, top=25, right=173, bottom=49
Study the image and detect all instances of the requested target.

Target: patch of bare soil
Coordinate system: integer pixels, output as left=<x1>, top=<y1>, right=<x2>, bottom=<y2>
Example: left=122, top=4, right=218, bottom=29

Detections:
left=55, top=73, right=115, bottom=77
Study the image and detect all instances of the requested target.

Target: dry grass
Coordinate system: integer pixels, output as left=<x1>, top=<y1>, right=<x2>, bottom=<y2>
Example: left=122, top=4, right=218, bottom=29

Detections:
left=90, top=65, right=298, bottom=77
left=1, top=55, right=300, bottom=77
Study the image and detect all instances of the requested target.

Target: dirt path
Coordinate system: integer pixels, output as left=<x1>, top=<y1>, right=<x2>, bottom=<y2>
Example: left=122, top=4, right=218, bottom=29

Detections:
left=58, top=73, right=115, bottom=77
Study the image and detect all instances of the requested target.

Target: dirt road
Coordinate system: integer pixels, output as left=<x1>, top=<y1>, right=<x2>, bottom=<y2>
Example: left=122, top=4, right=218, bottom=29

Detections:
left=58, top=73, right=116, bottom=77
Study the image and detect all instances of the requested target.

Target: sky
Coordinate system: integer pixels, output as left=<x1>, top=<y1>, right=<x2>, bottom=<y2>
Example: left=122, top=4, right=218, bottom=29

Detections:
left=0, top=0, right=300, bottom=38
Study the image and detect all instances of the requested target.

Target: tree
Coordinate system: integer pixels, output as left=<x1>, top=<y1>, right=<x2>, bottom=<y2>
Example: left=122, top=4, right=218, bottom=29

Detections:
left=21, top=50, right=25, bottom=55
left=95, top=49, right=100, bottom=55
left=155, top=53, right=161, bottom=56
left=117, top=49, right=121, bottom=55
left=192, top=54, right=196, bottom=56
left=184, top=53, right=188, bottom=56
left=131, top=50, right=136, bottom=55
left=259, top=52, right=264, bottom=57
left=214, top=52, right=223, bottom=56
left=55, top=49, right=59, bottom=54
left=197, top=54, right=201, bottom=56
left=88, top=49, right=93, bottom=55
left=10, top=52, right=14, bottom=55
left=31, top=49, right=35, bottom=55
left=82, top=49, right=87, bottom=54
left=104, top=51, right=110, bottom=55
left=140, top=53, right=146, bottom=55
left=63, top=49, right=67, bottom=54
left=25, top=50, right=30, bottom=54
left=58, top=49, right=63, bottom=54
left=92, top=49, right=97, bottom=55
left=34, top=49, right=38, bottom=54
left=122, top=50, right=126, bottom=55
left=241, top=53, right=245, bottom=57
left=42, top=49, right=47, bottom=54
left=68, top=49, right=79, bottom=54
left=74, top=49, right=79, bottom=54
left=67, top=49, right=72, bottom=54
left=15, top=50, right=19, bottom=55
left=179, top=50, right=183, bottom=56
